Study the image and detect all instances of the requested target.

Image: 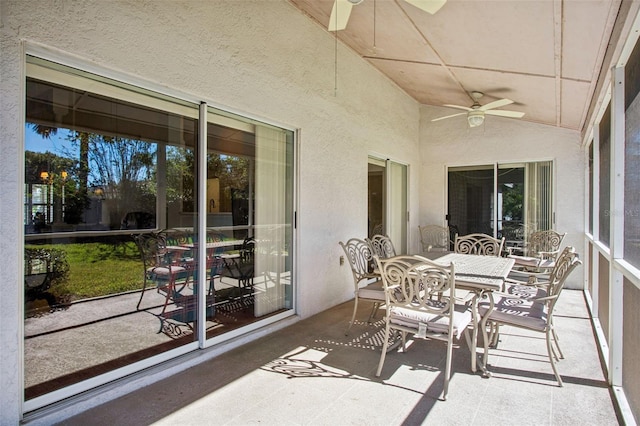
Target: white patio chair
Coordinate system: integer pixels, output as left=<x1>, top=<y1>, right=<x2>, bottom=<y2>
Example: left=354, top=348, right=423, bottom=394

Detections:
left=418, top=224, right=450, bottom=252
left=339, top=238, right=386, bottom=334
left=374, top=254, right=473, bottom=401
left=507, top=229, right=566, bottom=272
left=479, top=247, right=581, bottom=386
left=454, top=233, right=505, bottom=257
left=366, top=234, right=397, bottom=259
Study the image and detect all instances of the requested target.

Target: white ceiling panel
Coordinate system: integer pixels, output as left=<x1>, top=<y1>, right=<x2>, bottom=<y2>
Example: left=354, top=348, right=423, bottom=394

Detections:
left=561, top=78, right=592, bottom=129
left=288, top=0, right=623, bottom=131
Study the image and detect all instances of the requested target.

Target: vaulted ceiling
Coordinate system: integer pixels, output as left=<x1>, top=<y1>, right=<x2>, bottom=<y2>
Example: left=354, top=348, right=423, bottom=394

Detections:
left=288, top=0, right=621, bottom=131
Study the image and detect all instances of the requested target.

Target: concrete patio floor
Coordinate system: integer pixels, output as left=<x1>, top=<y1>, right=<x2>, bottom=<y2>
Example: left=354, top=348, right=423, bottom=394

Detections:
left=45, top=289, right=619, bottom=425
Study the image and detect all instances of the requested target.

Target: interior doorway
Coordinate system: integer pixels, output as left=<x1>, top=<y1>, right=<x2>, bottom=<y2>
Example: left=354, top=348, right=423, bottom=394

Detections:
left=368, top=156, right=408, bottom=254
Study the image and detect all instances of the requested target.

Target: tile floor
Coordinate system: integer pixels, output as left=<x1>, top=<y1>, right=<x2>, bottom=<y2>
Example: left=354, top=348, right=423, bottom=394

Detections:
left=51, top=289, right=619, bottom=425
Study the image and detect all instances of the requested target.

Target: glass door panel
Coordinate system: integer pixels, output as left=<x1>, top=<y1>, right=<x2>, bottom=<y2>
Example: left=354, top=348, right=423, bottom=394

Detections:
left=368, top=159, right=385, bottom=238
left=387, top=160, right=408, bottom=254
left=498, top=165, right=525, bottom=251
left=24, top=57, right=201, bottom=404
left=368, top=157, right=408, bottom=254
left=448, top=166, right=495, bottom=237
left=448, top=162, right=554, bottom=247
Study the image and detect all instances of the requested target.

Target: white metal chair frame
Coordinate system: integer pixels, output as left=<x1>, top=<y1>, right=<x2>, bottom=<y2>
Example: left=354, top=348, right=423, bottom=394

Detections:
left=374, top=254, right=474, bottom=401
left=419, top=225, right=450, bottom=252
left=479, top=247, right=581, bottom=386
left=339, top=238, right=386, bottom=334
left=454, top=233, right=505, bottom=257
left=508, top=230, right=567, bottom=274
left=366, top=234, right=397, bottom=259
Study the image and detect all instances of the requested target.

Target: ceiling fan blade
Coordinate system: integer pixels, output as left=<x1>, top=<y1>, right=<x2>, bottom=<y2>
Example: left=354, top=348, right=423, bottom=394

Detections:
left=328, top=0, right=353, bottom=31
left=403, top=0, right=447, bottom=15
left=479, top=98, right=514, bottom=111
left=485, top=109, right=525, bottom=118
left=443, top=104, right=472, bottom=111
left=431, top=112, right=466, bottom=122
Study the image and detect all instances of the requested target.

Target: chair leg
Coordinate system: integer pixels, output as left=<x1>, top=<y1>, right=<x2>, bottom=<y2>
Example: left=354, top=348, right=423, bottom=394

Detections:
left=367, top=302, right=380, bottom=322
left=546, top=330, right=563, bottom=386
left=345, top=296, right=359, bottom=335
left=443, top=336, right=453, bottom=401
left=489, top=322, right=500, bottom=348
left=136, top=276, right=149, bottom=310
left=549, top=318, right=564, bottom=360
left=376, top=323, right=392, bottom=377
left=481, top=318, right=492, bottom=374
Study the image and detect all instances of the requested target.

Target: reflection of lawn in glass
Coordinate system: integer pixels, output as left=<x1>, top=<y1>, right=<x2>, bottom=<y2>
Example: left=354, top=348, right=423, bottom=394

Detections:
left=47, top=242, right=141, bottom=301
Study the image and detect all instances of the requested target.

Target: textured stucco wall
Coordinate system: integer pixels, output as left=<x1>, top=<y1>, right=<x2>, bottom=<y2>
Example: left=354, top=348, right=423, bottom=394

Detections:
left=0, top=1, right=421, bottom=422
left=418, top=105, right=585, bottom=289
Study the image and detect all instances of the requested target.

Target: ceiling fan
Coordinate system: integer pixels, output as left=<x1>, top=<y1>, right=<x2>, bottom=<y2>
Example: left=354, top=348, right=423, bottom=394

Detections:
left=328, top=0, right=447, bottom=31
left=431, top=92, right=525, bottom=128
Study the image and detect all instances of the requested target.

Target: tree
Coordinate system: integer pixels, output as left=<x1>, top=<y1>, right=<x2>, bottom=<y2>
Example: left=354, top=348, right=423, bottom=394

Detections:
left=66, top=132, right=156, bottom=227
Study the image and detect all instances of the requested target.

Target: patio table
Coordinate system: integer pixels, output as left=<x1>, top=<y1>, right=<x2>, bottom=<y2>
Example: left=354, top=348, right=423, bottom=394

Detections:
left=428, top=252, right=515, bottom=376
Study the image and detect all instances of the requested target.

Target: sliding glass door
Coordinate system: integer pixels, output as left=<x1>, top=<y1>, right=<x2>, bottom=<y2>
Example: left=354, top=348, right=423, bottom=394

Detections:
left=368, top=157, right=408, bottom=254
left=448, top=161, right=553, bottom=246
left=23, top=55, right=295, bottom=410
left=447, top=165, right=495, bottom=237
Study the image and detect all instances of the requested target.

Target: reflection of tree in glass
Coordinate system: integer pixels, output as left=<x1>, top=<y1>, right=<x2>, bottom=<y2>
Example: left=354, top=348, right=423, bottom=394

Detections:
left=28, top=124, right=157, bottom=227
left=209, top=154, right=250, bottom=212
left=502, top=183, right=523, bottom=221
left=66, top=132, right=156, bottom=226
left=165, top=148, right=250, bottom=213
left=26, top=125, right=89, bottom=225
left=166, top=146, right=194, bottom=211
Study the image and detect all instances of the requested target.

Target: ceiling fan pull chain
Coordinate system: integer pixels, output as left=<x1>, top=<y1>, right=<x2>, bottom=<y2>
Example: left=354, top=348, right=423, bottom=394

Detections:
left=334, top=25, right=338, bottom=96
left=373, top=0, right=377, bottom=50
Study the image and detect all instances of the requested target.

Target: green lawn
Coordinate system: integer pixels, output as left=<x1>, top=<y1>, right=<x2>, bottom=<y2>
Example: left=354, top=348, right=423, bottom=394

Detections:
left=29, top=241, right=143, bottom=301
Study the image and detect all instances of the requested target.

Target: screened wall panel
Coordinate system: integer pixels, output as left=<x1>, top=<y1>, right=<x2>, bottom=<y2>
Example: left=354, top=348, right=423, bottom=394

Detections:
left=598, top=253, right=610, bottom=342
left=623, top=278, right=640, bottom=422
left=589, top=141, right=594, bottom=235
left=625, top=35, right=640, bottom=268
left=599, top=106, right=611, bottom=247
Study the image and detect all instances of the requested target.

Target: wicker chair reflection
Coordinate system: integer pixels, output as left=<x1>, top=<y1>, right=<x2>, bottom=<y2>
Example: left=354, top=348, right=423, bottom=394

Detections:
left=374, top=255, right=473, bottom=401
left=134, top=231, right=191, bottom=311
left=220, top=236, right=256, bottom=296
left=339, top=238, right=385, bottom=334
left=454, top=233, right=505, bottom=257
left=134, top=231, right=214, bottom=334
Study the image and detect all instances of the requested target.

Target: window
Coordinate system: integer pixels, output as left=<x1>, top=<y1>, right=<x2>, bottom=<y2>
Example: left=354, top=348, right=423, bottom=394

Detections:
left=23, top=56, right=294, bottom=408
left=599, top=105, right=611, bottom=247
left=589, top=140, right=594, bottom=235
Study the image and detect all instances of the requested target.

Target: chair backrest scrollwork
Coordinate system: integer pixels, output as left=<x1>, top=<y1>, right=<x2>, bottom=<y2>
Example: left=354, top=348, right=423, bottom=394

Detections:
left=454, top=233, right=505, bottom=257
left=419, top=225, right=450, bottom=252
left=366, top=234, right=397, bottom=259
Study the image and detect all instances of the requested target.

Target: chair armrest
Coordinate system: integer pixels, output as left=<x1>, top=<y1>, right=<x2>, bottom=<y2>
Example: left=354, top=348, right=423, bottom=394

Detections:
left=489, top=289, right=558, bottom=305
left=505, top=276, right=550, bottom=288
left=535, top=250, right=560, bottom=259
left=506, top=246, right=524, bottom=256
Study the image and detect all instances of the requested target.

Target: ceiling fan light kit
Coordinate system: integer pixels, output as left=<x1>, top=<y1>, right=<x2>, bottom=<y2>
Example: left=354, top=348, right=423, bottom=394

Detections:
left=432, top=91, right=525, bottom=128
left=467, top=111, right=485, bottom=128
